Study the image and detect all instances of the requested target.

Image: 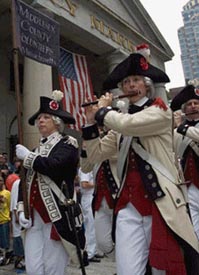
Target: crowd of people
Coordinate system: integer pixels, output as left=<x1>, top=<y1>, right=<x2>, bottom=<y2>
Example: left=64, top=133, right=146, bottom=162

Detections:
left=1, top=46, right=199, bottom=275
left=0, top=153, right=25, bottom=271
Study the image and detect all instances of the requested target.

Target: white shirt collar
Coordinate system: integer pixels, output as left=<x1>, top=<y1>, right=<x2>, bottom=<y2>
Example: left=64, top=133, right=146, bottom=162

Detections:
left=40, top=131, right=60, bottom=145
left=134, top=96, right=149, bottom=107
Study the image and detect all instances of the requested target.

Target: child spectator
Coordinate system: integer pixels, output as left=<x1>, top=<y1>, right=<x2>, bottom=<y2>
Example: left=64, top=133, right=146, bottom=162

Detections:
left=6, top=174, right=25, bottom=271
left=0, top=175, right=11, bottom=265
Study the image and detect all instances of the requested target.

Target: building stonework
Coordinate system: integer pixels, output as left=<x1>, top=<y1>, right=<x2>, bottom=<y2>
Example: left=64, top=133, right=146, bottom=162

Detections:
left=0, top=0, right=173, bottom=157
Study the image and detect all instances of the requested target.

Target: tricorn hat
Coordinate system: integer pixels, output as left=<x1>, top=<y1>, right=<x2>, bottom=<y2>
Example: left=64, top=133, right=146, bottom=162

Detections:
left=170, top=85, right=199, bottom=111
left=28, top=90, right=76, bottom=125
left=102, top=53, right=170, bottom=90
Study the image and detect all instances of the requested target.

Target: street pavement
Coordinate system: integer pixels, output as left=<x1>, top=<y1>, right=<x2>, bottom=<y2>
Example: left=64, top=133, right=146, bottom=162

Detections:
left=0, top=256, right=116, bottom=275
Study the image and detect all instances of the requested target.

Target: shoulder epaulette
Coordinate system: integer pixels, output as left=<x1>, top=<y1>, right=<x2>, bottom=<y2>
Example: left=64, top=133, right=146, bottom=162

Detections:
left=152, top=97, right=168, bottom=111
left=63, top=135, right=79, bottom=148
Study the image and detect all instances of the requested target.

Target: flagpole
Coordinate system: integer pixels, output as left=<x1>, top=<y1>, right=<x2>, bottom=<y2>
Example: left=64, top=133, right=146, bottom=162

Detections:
left=11, top=0, right=29, bottom=219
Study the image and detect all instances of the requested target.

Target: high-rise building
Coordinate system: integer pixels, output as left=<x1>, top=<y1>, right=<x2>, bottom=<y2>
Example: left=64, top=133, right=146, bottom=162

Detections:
left=178, top=0, right=199, bottom=84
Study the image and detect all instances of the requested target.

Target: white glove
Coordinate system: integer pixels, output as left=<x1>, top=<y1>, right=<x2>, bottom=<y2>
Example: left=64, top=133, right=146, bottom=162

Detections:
left=19, top=212, right=32, bottom=229
left=16, top=144, right=30, bottom=160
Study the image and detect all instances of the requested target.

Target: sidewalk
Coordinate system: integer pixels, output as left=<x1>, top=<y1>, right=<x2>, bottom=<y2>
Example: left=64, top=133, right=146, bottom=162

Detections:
left=0, top=256, right=116, bottom=275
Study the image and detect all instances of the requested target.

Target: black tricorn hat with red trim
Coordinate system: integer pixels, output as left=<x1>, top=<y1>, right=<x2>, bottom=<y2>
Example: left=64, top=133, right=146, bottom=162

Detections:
left=170, top=85, right=199, bottom=111
left=28, top=90, right=76, bottom=125
left=102, top=53, right=170, bottom=90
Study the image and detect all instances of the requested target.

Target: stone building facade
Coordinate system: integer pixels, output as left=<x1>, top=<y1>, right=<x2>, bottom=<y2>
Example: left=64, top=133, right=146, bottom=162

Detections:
left=0, top=0, right=173, bottom=159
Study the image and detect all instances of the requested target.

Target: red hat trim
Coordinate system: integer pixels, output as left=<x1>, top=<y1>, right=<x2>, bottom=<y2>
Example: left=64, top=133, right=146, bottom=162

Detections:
left=49, top=100, right=59, bottom=110
left=136, top=43, right=149, bottom=50
left=140, top=57, right=149, bottom=71
left=194, top=88, right=199, bottom=96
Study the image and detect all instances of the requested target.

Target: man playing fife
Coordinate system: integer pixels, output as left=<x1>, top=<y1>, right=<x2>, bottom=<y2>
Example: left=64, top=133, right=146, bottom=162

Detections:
left=81, top=52, right=199, bottom=275
left=172, top=81, right=199, bottom=242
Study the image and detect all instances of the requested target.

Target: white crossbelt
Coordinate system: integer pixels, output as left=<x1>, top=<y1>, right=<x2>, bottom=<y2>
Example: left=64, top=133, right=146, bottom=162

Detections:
left=132, top=140, right=176, bottom=184
left=178, top=122, right=199, bottom=158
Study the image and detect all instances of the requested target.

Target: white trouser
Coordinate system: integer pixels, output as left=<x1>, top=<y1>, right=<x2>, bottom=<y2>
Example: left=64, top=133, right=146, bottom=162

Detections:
left=95, top=198, right=114, bottom=254
left=116, top=203, right=166, bottom=275
left=188, top=184, right=199, bottom=240
left=24, top=210, right=69, bottom=275
left=81, top=194, right=97, bottom=259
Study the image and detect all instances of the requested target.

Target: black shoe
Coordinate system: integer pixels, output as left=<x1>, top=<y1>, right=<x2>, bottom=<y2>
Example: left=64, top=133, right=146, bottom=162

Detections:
left=88, top=256, right=101, bottom=263
left=82, top=250, right=89, bottom=267
left=0, top=256, right=4, bottom=266
left=15, top=258, right=26, bottom=270
left=5, top=250, right=14, bottom=265
left=0, top=256, right=11, bottom=266
left=94, top=253, right=104, bottom=259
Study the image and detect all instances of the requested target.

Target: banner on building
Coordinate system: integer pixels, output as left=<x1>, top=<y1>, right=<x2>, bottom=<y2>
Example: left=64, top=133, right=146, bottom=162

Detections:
left=14, top=0, right=60, bottom=67
left=58, top=47, right=94, bottom=131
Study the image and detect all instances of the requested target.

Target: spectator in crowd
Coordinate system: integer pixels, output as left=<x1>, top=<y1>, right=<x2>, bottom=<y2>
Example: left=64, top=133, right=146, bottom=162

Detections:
left=0, top=175, right=11, bottom=266
left=6, top=173, right=25, bottom=271
left=81, top=52, right=199, bottom=274
left=0, top=154, right=9, bottom=181
left=78, top=167, right=103, bottom=263
left=12, top=157, right=21, bottom=175
left=2, top=152, right=14, bottom=174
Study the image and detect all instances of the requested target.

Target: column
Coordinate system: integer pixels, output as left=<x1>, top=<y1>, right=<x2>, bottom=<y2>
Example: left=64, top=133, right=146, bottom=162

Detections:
left=22, top=4, right=54, bottom=149
left=105, top=49, right=129, bottom=112
left=105, top=48, right=128, bottom=74
left=22, top=57, right=52, bottom=149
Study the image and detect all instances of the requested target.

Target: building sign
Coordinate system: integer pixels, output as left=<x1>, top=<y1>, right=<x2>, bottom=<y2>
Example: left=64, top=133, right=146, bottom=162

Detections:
left=41, top=0, right=136, bottom=54
left=14, top=0, right=60, bottom=66
left=90, top=15, right=135, bottom=53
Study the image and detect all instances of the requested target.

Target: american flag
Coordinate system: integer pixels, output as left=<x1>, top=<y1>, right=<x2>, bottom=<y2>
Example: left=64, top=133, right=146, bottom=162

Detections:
left=58, top=47, right=94, bottom=130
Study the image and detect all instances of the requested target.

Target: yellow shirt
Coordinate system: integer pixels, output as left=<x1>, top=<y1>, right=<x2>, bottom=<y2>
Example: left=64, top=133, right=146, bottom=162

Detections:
left=0, top=189, right=11, bottom=224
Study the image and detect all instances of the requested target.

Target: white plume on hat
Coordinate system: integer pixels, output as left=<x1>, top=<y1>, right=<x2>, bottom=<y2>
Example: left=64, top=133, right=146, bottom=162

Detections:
left=51, top=90, right=64, bottom=102
left=188, top=78, right=199, bottom=87
left=136, top=43, right=150, bottom=63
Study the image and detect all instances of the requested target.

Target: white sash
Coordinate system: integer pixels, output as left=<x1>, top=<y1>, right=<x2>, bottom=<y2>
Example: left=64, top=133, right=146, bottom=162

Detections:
left=178, top=122, right=199, bottom=158
left=131, top=140, right=176, bottom=184
left=26, top=134, right=82, bottom=266
left=26, top=134, right=63, bottom=222
left=117, top=136, right=132, bottom=182
left=117, top=136, right=176, bottom=184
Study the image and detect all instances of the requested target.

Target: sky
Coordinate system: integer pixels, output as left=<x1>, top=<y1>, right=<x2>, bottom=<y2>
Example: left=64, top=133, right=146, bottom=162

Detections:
left=140, top=0, right=189, bottom=90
